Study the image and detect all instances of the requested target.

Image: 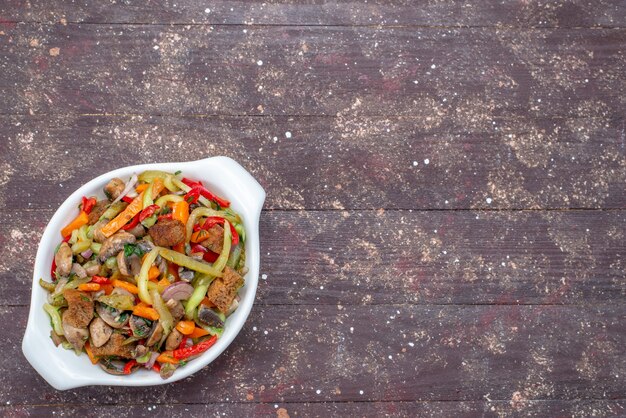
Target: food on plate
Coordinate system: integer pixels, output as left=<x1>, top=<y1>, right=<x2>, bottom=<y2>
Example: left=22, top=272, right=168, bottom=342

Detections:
left=40, top=171, right=247, bottom=379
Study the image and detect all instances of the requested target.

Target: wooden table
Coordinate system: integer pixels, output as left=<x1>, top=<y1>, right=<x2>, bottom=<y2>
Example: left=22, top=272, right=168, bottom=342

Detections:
left=1, top=1, right=625, bottom=416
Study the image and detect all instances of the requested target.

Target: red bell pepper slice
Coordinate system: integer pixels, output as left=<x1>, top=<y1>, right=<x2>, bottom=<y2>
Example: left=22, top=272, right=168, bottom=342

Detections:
left=190, top=244, right=220, bottom=263
left=178, top=337, right=188, bottom=350
left=183, top=183, right=230, bottom=208
left=121, top=213, right=140, bottom=230
left=172, top=335, right=218, bottom=360
left=121, top=196, right=134, bottom=204
left=81, top=196, right=97, bottom=214
left=181, top=178, right=202, bottom=188
left=158, top=213, right=173, bottom=222
left=152, top=363, right=161, bottom=373
left=193, top=217, right=239, bottom=246
left=123, top=359, right=137, bottom=374
left=91, top=275, right=110, bottom=284
left=139, top=204, right=159, bottom=222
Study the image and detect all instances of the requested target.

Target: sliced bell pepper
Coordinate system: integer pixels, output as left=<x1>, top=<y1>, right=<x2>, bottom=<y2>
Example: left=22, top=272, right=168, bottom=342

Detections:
left=123, top=359, right=137, bottom=374
left=78, top=283, right=101, bottom=292
left=121, top=196, right=134, bottom=203
left=139, top=204, right=160, bottom=222
left=158, top=213, right=173, bottom=221
left=188, top=326, right=210, bottom=339
left=190, top=244, right=219, bottom=263
left=61, top=210, right=89, bottom=238
left=91, top=275, right=110, bottom=284
left=132, top=303, right=160, bottom=320
left=183, top=183, right=230, bottom=208
left=178, top=336, right=188, bottom=350
left=172, top=335, right=218, bottom=360
left=175, top=320, right=196, bottom=336
left=84, top=341, right=99, bottom=364
left=156, top=351, right=179, bottom=365
left=121, top=213, right=140, bottom=231
left=102, top=193, right=144, bottom=237
left=172, top=200, right=189, bottom=225
left=81, top=196, right=97, bottom=214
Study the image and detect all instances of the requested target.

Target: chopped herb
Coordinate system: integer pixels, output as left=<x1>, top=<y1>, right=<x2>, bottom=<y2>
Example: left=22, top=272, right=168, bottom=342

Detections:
left=174, top=170, right=182, bottom=176
left=124, top=243, right=146, bottom=258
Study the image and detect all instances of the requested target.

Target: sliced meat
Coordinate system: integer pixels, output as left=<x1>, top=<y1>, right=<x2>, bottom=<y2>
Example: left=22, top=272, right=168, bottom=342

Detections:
left=90, top=333, right=135, bottom=359
left=104, top=177, right=125, bottom=201
left=89, top=317, right=113, bottom=348
left=88, top=200, right=109, bottom=225
left=55, top=242, right=73, bottom=277
left=62, top=289, right=94, bottom=328
left=206, top=266, right=244, bottom=313
left=98, top=231, right=136, bottom=262
left=165, top=329, right=184, bottom=351
left=148, top=218, right=185, bottom=247
left=92, top=219, right=110, bottom=244
left=199, top=224, right=224, bottom=254
left=62, top=313, right=89, bottom=351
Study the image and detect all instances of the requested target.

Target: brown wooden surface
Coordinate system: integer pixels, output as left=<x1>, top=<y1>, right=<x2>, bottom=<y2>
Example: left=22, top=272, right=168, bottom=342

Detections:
left=1, top=0, right=625, bottom=417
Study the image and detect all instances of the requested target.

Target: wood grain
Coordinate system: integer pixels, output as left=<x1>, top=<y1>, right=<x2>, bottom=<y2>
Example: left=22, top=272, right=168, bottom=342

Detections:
left=4, top=305, right=625, bottom=404
left=3, top=209, right=624, bottom=306
left=4, top=400, right=626, bottom=418
left=1, top=115, right=624, bottom=211
left=1, top=0, right=624, bottom=27
left=1, top=25, right=623, bottom=118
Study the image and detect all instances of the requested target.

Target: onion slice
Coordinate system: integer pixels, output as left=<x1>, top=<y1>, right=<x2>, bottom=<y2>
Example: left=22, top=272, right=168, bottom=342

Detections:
left=161, top=281, right=194, bottom=301
left=111, top=173, right=138, bottom=205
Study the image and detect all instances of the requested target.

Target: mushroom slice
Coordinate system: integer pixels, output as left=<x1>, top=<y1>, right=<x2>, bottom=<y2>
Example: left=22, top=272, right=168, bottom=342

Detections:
left=197, top=305, right=225, bottom=328
left=98, top=231, right=136, bottom=262
left=95, top=302, right=129, bottom=329
left=62, top=311, right=89, bottom=351
left=89, top=317, right=113, bottom=348
left=129, top=315, right=153, bottom=338
left=99, top=358, right=126, bottom=375
left=55, top=242, right=73, bottom=277
left=145, top=322, right=164, bottom=347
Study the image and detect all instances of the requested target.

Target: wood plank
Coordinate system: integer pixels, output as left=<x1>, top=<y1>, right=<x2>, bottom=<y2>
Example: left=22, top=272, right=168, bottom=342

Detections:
left=1, top=0, right=624, bottom=27
left=3, top=400, right=625, bottom=417
left=8, top=305, right=626, bottom=403
left=0, top=25, right=623, bottom=118
left=4, top=209, right=625, bottom=306
left=1, top=115, right=624, bottom=211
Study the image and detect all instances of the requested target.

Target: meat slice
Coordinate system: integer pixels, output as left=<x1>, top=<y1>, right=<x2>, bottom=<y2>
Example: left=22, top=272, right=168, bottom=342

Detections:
left=90, top=333, right=135, bottom=359
left=62, top=289, right=94, bottom=328
left=88, top=200, right=109, bottom=225
left=206, top=267, right=244, bottom=313
left=199, top=224, right=224, bottom=254
left=148, top=218, right=185, bottom=247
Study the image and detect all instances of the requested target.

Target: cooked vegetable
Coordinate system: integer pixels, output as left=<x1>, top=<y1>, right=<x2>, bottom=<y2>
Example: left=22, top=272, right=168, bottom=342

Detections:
left=138, top=248, right=160, bottom=304
left=42, top=170, right=247, bottom=379
left=61, top=211, right=89, bottom=239
left=161, top=281, right=194, bottom=301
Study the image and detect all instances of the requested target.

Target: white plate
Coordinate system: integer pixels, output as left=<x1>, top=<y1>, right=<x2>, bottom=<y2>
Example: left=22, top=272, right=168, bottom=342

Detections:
left=22, top=156, right=265, bottom=390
